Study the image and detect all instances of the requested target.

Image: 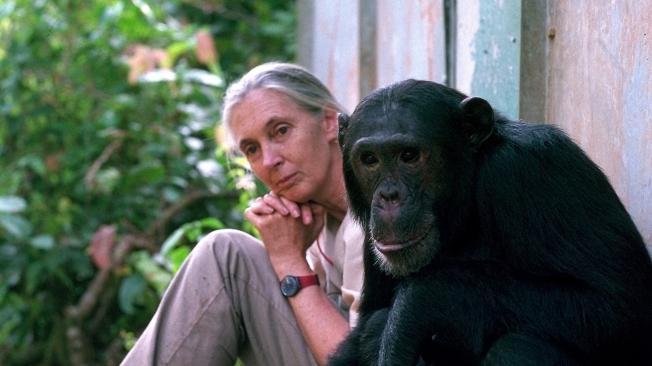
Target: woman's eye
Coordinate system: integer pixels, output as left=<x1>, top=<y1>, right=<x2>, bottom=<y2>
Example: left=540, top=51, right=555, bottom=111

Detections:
left=400, top=148, right=419, bottom=163
left=278, top=126, right=288, bottom=135
left=244, top=145, right=258, bottom=157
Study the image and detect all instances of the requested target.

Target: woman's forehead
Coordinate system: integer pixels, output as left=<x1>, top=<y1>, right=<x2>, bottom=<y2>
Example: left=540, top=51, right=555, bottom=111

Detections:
left=236, top=88, right=290, bottom=113
left=232, top=89, right=279, bottom=121
left=230, top=89, right=301, bottom=141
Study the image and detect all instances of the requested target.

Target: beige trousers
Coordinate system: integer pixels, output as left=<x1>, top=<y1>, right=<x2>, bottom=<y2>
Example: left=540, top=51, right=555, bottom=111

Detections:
left=121, top=229, right=317, bottom=366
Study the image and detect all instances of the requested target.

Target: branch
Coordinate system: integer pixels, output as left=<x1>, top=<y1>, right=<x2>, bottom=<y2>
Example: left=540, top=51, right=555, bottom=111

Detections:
left=83, top=133, right=125, bottom=189
left=145, top=189, right=240, bottom=237
left=66, top=237, right=134, bottom=321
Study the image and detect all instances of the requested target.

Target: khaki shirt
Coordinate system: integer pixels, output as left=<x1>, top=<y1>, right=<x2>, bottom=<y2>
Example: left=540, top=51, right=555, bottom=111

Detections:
left=307, top=211, right=364, bottom=327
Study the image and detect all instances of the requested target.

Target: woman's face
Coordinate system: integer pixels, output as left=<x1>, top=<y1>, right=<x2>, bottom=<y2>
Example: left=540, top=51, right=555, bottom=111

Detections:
left=229, top=88, right=339, bottom=203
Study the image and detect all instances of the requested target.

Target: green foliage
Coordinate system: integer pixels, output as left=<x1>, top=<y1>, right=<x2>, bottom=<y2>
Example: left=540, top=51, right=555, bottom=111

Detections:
left=0, top=0, right=295, bottom=364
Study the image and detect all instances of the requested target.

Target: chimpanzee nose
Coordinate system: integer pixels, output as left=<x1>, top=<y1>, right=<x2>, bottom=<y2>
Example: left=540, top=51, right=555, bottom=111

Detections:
left=379, top=188, right=400, bottom=204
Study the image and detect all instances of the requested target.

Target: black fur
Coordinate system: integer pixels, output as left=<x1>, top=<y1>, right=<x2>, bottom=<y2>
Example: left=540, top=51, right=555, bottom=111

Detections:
left=329, top=80, right=652, bottom=366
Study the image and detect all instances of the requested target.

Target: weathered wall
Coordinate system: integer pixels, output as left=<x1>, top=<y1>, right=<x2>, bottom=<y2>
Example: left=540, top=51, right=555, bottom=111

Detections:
left=298, top=0, right=361, bottom=113
left=456, top=0, right=521, bottom=119
left=298, top=0, right=652, bottom=250
left=546, top=1, right=652, bottom=247
left=375, top=0, right=447, bottom=89
left=298, top=0, right=447, bottom=112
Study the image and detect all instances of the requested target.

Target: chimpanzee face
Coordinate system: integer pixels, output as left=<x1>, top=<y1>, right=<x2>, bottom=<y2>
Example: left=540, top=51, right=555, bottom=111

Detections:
left=343, top=103, right=453, bottom=277
left=339, top=80, right=490, bottom=278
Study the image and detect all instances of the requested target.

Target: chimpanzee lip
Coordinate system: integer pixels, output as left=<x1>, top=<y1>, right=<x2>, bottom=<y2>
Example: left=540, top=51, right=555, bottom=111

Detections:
left=373, top=224, right=433, bottom=254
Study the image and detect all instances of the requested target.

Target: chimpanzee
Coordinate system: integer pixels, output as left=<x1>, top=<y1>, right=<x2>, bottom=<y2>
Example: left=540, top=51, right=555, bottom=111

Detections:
left=328, top=80, right=652, bottom=366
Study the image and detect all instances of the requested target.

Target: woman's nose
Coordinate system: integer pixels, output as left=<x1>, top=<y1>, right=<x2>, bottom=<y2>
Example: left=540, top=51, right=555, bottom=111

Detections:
left=261, top=144, right=283, bottom=168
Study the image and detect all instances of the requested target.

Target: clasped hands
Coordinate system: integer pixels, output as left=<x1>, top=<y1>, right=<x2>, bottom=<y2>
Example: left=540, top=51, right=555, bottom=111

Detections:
left=244, top=192, right=325, bottom=271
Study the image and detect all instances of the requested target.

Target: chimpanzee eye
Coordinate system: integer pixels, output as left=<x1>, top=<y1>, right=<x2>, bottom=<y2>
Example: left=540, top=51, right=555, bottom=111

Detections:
left=400, top=148, right=419, bottom=163
left=360, top=152, right=379, bottom=166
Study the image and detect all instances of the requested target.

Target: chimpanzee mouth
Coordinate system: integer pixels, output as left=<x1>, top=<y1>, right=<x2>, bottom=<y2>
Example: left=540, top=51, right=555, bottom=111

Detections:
left=373, top=224, right=433, bottom=254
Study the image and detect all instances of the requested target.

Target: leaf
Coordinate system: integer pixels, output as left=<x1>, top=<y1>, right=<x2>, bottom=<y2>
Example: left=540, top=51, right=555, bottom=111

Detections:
left=159, top=226, right=185, bottom=257
left=198, top=217, right=224, bottom=229
left=182, top=69, right=224, bottom=87
left=95, top=168, right=121, bottom=194
left=160, top=217, right=224, bottom=256
left=0, top=1, right=16, bottom=18
left=88, top=225, right=116, bottom=270
left=118, top=274, right=146, bottom=315
left=166, top=40, right=193, bottom=66
left=122, top=163, right=165, bottom=191
left=196, top=159, right=222, bottom=178
left=16, top=155, right=46, bottom=176
left=130, top=251, right=172, bottom=295
left=25, top=263, right=43, bottom=295
left=185, top=217, right=224, bottom=242
left=0, top=315, right=20, bottom=345
left=195, top=29, right=217, bottom=66
left=168, top=246, right=190, bottom=273
left=0, top=214, right=32, bottom=239
left=162, top=186, right=181, bottom=202
left=137, top=69, right=176, bottom=83
left=30, top=235, right=54, bottom=250
left=0, top=196, right=26, bottom=213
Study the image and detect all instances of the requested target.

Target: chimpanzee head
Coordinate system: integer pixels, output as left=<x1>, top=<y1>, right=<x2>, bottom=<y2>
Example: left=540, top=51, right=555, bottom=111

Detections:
left=339, top=80, right=494, bottom=277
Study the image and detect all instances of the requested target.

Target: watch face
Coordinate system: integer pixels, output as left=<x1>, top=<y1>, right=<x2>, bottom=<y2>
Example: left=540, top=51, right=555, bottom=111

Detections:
left=280, top=276, right=300, bottom=297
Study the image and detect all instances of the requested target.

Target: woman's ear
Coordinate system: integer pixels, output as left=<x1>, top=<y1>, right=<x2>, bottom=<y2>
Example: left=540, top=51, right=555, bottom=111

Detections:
left=322, top=108, right=340, bottom=143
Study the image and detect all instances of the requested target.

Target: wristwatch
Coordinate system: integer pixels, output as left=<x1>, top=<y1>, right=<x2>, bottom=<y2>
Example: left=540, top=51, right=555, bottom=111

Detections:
left=280, top=274, right=320, bottom=297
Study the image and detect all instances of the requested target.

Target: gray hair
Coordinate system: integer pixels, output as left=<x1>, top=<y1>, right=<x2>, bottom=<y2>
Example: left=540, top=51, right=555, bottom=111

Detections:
left=221, top=62, right=346, bottom=151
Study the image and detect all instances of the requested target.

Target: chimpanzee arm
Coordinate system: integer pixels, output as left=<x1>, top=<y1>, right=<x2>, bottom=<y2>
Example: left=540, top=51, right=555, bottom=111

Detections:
left=375, top=260, right=639, bottom=366
left=328, top=308, right=390, bottom=366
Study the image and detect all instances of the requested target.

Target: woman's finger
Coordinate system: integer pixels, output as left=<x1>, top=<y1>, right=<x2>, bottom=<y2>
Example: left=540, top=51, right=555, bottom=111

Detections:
left=300, top=203, right=314, bottom=225
left=262, top=193, right=290, bottom=215
left=243, top=207, right=256, bottom=222
left=278, top=195, right=301, bottom=218
left=248, top=197, right=275, bottom=215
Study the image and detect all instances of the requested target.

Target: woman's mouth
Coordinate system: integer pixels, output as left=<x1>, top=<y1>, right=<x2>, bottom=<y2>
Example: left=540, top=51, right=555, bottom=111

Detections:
left=275, top=172, right=298, bottom=190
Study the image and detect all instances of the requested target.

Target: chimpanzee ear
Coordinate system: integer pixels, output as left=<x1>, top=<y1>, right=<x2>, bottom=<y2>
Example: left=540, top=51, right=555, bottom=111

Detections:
left=459, top=97, right=495, bottom=147
left=338, top=113, right=350, bottom=149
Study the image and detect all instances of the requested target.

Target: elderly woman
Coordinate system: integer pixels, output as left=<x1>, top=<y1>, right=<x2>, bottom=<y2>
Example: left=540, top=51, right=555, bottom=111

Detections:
left=121, top=62, right=363, bottom=366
